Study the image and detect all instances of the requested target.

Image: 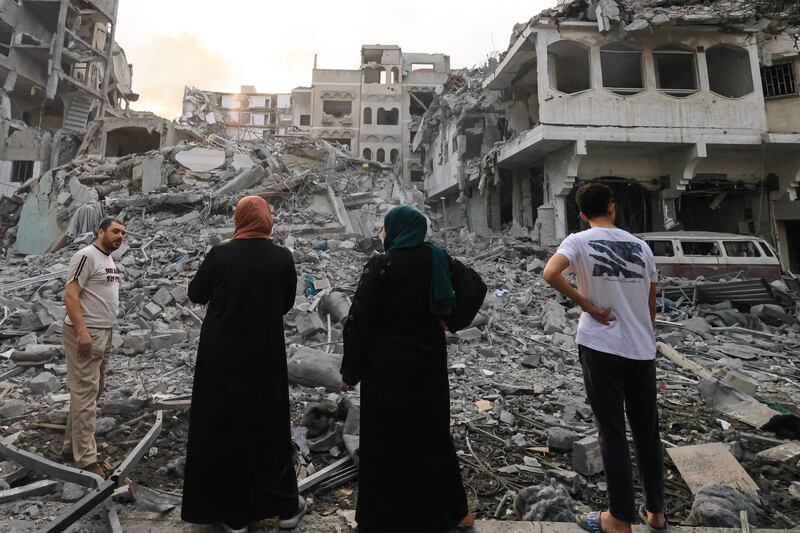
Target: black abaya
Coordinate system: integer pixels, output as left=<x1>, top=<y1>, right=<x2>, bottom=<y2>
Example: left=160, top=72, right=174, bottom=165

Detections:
left=341, top=245, right=468, bottom=533
left=182, top=238, right=299, bottom=526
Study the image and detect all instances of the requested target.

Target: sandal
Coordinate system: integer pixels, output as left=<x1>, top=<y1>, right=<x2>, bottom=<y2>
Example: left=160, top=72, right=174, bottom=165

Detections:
left=577, top=511, right=604, bottom=533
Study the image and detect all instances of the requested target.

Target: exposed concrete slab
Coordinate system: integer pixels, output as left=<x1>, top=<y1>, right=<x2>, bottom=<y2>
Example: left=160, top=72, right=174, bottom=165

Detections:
left=140, top=154, right=165, bottom=194
left=174, top=147, right=225, bottom=172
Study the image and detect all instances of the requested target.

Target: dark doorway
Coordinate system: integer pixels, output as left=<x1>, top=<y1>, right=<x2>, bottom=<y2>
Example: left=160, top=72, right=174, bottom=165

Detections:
left=786, top=221, right=800, bottom=273
left=105, top=127, right=161, bottom=157
left=567, top=178, right=653, bottom=234
left=499, top=169, right=514, bottom=225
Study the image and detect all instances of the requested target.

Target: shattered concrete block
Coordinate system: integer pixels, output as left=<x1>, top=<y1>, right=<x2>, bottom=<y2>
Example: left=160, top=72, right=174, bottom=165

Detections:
left=46, top=407, right=69, bottom=425
left=149, top=330, right=187, bottom=351
left=457, top=327, right=482, bottom=341
left=140, top=302, right=163, bottom=320
left=572, top=435, right=603, bottom=475
left=546, top=427, right=581, bottom=451
left=124, top=330, right=150, bottom=352
left=542, top=300, right=567, bottom=335
left=521, top=352, right=541, bottom=368
left=551, top=332, right=576, bottom=351
left=756, top=442, right=800, bottom=463
left=61, top=482, right=86, bottom=503
left=682, top=316, right=712, bottom=335
left=20, top=310, right=53, bottom=331
left=287, top=346, right=343, bottom=392
left=0, top=400, right=29, bottom=419
left=95, top=417, right=117, bottom=436
left=101, top=397, right=146, bottom=416
left=170, top=286, right=189, bottom=305
left=151, top=287, right=174, bottom=307
left=721, top=370, right=758, bottom=397
left=295, top=312, right=326, bottom=338
left=29, top=372, right=60, bottom=395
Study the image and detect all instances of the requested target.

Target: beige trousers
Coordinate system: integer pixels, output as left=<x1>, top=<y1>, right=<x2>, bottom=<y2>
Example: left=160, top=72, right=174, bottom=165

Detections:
left=62, top=324, right=113, bottom=468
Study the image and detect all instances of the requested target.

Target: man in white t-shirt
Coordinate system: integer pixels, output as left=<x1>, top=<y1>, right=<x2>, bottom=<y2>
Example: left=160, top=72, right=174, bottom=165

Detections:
left=62, top=217, right=125, bottom=478
left=543, top=183, right=666, bottom=533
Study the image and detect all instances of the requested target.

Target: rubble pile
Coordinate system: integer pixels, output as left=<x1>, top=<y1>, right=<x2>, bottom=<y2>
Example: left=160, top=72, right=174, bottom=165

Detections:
left=0, top=139, right=798, bottom=530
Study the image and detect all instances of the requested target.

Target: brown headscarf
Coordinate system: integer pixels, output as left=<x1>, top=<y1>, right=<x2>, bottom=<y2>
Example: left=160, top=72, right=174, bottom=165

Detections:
left=233, top=195, right=273, bottom=240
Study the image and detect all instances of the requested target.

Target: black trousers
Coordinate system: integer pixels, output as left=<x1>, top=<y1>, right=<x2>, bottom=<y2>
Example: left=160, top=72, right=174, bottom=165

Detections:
left=579, top=345, right=665, bottom=523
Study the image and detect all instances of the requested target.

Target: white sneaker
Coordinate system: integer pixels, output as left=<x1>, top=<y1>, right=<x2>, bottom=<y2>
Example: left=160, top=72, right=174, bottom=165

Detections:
left=222, top=524, right=248, bottom=533
left=279, top=496, right=308, bottom=530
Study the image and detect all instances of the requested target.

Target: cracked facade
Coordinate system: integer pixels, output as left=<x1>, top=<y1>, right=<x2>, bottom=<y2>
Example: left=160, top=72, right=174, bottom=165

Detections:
left=415, top=0, right=800, bottom=272
left=0, top=0, right=135, bottom=197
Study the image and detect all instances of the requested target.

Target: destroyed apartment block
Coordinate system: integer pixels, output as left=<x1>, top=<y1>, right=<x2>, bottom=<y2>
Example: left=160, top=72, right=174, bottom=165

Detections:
left=414, top=0, right=800, bottom=274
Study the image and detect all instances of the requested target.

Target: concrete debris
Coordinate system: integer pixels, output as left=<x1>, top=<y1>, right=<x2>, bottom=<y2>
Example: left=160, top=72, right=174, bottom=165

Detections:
left=514, top=479, right=578, bottom=521
left=688, top=483, right=761, bottom=528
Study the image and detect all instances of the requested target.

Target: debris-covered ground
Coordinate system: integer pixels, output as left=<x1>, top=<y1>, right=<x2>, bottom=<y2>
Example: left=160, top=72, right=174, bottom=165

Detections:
left=0, top=134, right=799, bottom=531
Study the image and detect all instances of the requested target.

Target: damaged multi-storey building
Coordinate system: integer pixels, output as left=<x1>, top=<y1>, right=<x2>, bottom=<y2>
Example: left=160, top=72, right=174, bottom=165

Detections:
left=180, top=85, right=294, bottom=141
left=416, top=0, right=800, bottom=272
left=307, top=45, right=451, bottom=183
left=0, top=0, right=139, bottom=197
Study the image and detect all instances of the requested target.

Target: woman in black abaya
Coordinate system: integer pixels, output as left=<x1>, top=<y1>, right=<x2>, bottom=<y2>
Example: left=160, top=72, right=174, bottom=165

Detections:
left=182, top=195, right=305, bottom=533
left=341, top=205, right=473, bottom=533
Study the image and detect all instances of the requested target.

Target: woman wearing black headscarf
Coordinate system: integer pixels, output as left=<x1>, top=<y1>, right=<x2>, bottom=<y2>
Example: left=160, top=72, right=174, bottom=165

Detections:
left=341, top=205, right=473, bottom=532
left=182, top=196, right=306, bottom=533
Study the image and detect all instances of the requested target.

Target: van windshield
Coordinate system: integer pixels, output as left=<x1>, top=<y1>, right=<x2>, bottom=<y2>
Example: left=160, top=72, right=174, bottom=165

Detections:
left=723, top=241, right=761, bottom=257
left=681, top=241, right=720, bottom=256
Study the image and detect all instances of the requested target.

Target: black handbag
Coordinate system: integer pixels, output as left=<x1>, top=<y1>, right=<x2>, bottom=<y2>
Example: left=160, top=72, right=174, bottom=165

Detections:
left=444, top=256, right=487, bottom=332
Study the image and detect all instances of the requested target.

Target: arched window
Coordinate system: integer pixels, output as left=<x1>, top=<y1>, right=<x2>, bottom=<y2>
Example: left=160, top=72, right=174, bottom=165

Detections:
left=706, top=45, right=753, bottom=98
left=363, top=148, right=372, bottom=160
left=390, top=149, right=399, bottom=163
left=653, top=45, right=698, bottom=97
left=600, top=43, right=644, bottom=95
left=363, top=107, right=372, bottom=124
left=376, top=148, right=386, bottom=162
left=377, top=108, right=399, bottom=125
left=547, top=40, right=591, bottom=94
left=391, top=67, right=400, bottom=84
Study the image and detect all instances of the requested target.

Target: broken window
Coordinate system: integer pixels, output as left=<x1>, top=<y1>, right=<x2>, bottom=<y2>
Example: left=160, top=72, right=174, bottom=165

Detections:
left=362, top=49, right=383, bottom=64
left=363, top=148, right=372, bottom=160
left=645, top=240, right=674, bottom=257
left=322, top=100, right=352, bottom=118
left=239, top=112, right=252, bottom=125
left=363, top=67, right=385, bottom=84
left=409, top=129, right=417, bottom=143
left=376, top=148, right=386, bottom=162
left=600, top=43, right=644, bottom=95
left=376, top=108, right=399, bottom=126
left=299, top=115, right=311, bottom=126
left=547, top=40, right=591, bottom=94
left=11, top=161, right=34, bottom=183
left=761, top=62, right=797, bottom=98
left=706, top=45, right=753, bottom=98
left=653, top=46, right=698, bottom=97
left=0, top=21, right=12, bottom=57
left=723, top=241, right=761, bottom=257
left=409, top=91, right=434, bottom=116
left=391, top=67, right=400, bottom=84
left=412, top=63, right=435, bottom=72
left=410, top=170, right=424, bottom=182
left=759, top=242, right=775, bottom=257
left=363, top=107, right=372, bottom=125
left=681, top=241, right=720, bottom=256
left=390, top=149, right=398, bottom=163
left=452, top=135, right=458, bottom=153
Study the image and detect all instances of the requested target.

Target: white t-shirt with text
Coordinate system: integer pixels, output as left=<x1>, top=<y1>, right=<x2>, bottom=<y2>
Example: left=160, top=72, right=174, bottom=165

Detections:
left=556, top=227, right=656, bottom=360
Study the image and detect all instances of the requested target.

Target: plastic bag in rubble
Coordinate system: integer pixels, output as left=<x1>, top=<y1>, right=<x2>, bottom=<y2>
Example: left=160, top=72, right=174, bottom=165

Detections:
left=514, top=479, right=577, bottom=522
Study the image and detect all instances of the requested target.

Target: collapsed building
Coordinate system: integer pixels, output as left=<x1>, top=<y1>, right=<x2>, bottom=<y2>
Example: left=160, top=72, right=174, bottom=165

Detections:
left=0, top=0, right=138, bottom=197
left=180, top=85, right=294, bottom=141
left=415, top=0, right=800, bottom=272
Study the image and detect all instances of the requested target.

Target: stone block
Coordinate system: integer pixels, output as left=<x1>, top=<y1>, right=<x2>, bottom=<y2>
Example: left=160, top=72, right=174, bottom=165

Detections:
left=296, top=312, right=326, bottom=338
left=95, top=417, right=117, bottom=436
left=170, top=286, right=189, bottom=305
left=546, top=427, right=581, bottom=451
left=61, top=482, right=86, bottom=503
left=457, top=327, right=482, bottom=341
left=140, top=302, right=163, bottom=320
left=721, top=370, right=758, bottom=397
left=572, top=435, right=604, bottom=475
left=551, top=332, right=576, bottom=351
left=0, top=400, right=28, bottom=419
left=149, top=330, right=187, bottom=351
left=29, top=372, right=60, bottom=395
left=125, top=330, right=150, bottom=352
left=542, top=300, right=567, bottom=335
left=152, top=287, right=174, bottom=307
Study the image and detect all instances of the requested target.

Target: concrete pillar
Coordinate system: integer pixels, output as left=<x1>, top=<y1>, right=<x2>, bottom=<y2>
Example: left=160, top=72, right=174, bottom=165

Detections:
left=554, top=194, right=569, bottom=241
left=512, top=169, right=523, bottom=227
left=488, top=188, right=502, bottom=230
left=521, top=169, right=534, bottom=227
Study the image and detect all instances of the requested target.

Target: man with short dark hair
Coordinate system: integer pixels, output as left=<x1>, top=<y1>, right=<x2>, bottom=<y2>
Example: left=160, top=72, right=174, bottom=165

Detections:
left=543, top=183, right=666, bottom=533
left=62, top=217, right=125, bottom=478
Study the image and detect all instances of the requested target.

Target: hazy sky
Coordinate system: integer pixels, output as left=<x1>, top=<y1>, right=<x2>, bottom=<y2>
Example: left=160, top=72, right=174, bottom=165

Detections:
left=116, top=0, right=555, bottom=119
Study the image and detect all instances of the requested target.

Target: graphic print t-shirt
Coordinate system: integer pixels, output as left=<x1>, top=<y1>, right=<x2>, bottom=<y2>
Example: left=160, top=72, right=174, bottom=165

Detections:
left=64, top=244, right=121, bottom=328
left=556, top=227, right=656, bottom=360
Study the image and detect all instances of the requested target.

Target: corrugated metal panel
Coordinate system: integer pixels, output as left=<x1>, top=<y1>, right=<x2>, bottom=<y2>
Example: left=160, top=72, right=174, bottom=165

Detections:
left=660, top=279, right=779, bottom=306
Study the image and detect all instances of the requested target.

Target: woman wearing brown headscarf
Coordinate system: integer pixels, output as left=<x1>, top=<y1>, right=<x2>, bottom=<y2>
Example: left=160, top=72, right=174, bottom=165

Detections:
left=182, top=196, right=305, bottom=532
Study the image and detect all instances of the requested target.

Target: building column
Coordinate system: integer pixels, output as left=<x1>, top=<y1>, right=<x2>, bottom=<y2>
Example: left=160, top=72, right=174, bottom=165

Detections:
left=488, top=188, right=502, bottom=230
left=521, top=169, right=534, bottom=227
left=512, top=168, right=523, bottom=226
